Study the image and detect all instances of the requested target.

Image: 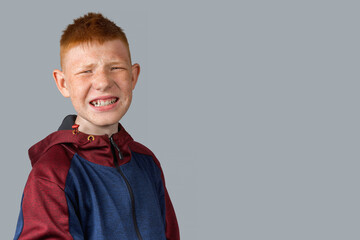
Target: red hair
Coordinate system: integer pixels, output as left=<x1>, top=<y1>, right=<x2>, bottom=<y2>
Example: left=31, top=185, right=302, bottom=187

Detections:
left=60, top=12, right=130, bottom=68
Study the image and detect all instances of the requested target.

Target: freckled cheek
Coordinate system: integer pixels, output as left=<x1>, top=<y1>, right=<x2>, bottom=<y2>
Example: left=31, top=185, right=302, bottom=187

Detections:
left=70, top=87, right=89, bottom=106
left=123, top=88, right=133, bottom=99
left=117, top=81, right=133, bottom=92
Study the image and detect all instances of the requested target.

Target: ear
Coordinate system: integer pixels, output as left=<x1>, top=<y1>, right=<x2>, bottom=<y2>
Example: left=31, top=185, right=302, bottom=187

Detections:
left=53, top=69, right=70, bottom=98
left=130, top=63, right=140, bottom=90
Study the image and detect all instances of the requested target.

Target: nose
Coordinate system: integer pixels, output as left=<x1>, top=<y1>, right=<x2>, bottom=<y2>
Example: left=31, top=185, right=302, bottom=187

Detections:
left=92, top=69, right=114, bottom=91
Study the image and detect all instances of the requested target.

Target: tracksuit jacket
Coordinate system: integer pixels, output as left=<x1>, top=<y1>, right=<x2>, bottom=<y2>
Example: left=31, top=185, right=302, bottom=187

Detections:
left=14, top=115, right=180, bottom=240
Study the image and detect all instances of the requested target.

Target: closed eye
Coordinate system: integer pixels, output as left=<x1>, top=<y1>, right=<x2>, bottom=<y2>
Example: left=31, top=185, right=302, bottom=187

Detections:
left=111, top=67, right=126, bottom=70
left=77, top=70, right=92, bottom=75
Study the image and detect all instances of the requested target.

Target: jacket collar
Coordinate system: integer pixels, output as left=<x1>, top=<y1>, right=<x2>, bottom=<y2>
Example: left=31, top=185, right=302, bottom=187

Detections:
left=29, top=115, right=133, bottom=167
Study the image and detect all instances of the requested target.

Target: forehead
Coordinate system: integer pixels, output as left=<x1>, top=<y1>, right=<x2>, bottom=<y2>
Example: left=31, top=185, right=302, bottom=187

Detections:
left=63, top=40, right=131, bottom=68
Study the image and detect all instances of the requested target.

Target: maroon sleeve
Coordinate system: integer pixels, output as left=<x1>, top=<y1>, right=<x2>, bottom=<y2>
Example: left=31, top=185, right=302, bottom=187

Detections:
left=18, top=176, right=73, bottom=239
left=163, top=184, right=180, bottom=240
left=16, top=144, right=78, bottom=240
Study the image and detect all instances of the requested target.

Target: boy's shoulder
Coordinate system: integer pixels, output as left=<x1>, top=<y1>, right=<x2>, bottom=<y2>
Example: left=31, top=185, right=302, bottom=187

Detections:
left=29, top=130, right=75, bottom=165
left=129, top=140, right=154, bottom=156
left=128, top=140, right=164, bottom=172
left=27, top=130, right=76, bottom=187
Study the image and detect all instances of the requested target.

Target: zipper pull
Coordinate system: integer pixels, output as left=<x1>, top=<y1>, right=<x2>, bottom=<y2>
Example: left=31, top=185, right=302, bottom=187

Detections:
left=110, top=136, right=123, bottom=160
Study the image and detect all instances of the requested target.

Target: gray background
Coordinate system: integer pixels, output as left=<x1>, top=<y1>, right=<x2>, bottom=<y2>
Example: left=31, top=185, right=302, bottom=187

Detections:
left=1, top=0, right=359, bottom=239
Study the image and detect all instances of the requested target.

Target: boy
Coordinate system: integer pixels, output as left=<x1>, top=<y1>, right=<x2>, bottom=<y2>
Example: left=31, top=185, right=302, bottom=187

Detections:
left=14, top=12, right=180, bottom=240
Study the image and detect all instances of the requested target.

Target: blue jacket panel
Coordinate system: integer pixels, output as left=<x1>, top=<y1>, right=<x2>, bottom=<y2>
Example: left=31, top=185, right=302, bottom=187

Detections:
left=65, top=152, right=166, bottom=240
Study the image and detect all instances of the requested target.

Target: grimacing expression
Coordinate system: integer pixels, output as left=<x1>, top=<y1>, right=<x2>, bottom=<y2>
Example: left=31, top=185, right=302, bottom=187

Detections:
left=53, top=39, right=140, bottom=134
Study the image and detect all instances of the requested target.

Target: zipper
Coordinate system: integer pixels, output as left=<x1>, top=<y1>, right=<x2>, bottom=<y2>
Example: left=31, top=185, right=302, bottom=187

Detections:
left=109, top=136, right=143, bottom=240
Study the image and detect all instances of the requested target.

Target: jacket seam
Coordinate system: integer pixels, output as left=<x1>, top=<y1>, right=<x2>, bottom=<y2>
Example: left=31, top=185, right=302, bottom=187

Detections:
left=33, top=176, right=66, bottom=191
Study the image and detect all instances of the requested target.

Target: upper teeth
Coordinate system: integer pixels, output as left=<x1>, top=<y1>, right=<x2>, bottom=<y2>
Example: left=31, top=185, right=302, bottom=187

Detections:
left=91, top=98, right=117, bottom=107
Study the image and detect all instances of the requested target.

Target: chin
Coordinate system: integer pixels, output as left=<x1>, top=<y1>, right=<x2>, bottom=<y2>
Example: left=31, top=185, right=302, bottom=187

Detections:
left=103, top=113, right=125, bottom=123
left=93, top=118, right=121, bottom=127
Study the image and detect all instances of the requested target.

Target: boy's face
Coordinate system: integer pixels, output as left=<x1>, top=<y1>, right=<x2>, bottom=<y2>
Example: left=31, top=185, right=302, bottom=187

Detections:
left=53, top=39, right=140, bottom=135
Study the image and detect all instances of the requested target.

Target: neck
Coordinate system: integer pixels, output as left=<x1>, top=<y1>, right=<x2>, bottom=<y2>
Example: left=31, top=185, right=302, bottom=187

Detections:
left=75, top=116, right=118, bottom=136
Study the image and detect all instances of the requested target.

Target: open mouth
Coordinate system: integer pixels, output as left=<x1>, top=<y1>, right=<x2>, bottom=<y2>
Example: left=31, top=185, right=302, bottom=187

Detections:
left=90, top=98, right=119, bottom=107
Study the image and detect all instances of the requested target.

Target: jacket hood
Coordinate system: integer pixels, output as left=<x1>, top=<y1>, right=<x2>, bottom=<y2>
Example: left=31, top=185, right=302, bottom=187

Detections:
left=28, top=115, right=134, bottom=167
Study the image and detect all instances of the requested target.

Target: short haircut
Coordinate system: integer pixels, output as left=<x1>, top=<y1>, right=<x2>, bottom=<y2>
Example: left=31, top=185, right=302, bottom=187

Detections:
left=60, top=12, right=131, bottom=68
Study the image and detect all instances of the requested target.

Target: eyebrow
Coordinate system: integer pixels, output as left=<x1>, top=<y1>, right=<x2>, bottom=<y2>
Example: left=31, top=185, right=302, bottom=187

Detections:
left=106, top=60, right=128, bottom=66
left=78, top=61, right=127, bottom=68
left=76, top=63, right=96, bottom=70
